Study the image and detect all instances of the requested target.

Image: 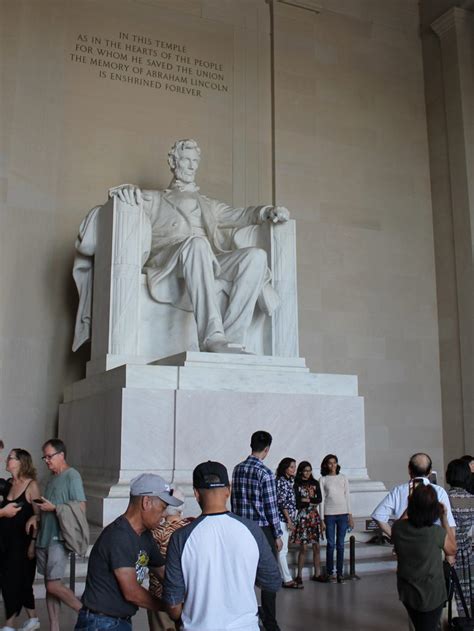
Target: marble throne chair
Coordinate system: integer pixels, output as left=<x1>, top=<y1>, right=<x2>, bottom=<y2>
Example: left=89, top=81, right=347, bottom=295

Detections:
left=84, top=196, right=299, bottom=376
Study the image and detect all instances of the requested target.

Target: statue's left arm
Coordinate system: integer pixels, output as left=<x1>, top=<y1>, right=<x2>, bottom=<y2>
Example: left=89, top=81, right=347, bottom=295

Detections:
left=213, top=200, right=290, bottom=228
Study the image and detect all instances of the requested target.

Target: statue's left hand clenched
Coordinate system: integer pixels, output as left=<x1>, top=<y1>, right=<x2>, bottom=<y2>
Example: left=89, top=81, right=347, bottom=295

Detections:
left=264, top=206, right=290, bottom=223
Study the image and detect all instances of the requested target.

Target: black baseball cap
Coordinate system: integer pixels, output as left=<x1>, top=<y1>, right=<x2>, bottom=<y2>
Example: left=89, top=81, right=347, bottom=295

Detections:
left=193, top=461, right=230, bottom=489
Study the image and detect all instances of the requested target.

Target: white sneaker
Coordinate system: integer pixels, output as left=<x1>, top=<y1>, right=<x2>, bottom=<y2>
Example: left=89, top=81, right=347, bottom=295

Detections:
left=1, top=626, right=16, bottom=631
left=20, top=619, right=40, bottom=631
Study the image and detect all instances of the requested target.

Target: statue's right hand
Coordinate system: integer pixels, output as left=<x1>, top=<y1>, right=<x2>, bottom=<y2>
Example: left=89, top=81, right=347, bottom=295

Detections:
left=109, top=184, right=144, bottom=206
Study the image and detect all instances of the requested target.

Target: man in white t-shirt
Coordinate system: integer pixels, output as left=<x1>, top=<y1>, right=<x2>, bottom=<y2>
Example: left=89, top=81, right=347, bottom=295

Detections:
left=163, top=461, right=281, bottom=631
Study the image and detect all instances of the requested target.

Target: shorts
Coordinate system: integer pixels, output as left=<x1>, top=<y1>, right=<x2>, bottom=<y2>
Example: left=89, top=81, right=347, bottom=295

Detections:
left=36, top=543, right=69, bottom=581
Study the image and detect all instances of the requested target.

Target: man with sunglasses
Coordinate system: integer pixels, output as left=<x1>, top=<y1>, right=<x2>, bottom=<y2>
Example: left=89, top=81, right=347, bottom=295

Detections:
left=26, top=438, right=86, bottom=631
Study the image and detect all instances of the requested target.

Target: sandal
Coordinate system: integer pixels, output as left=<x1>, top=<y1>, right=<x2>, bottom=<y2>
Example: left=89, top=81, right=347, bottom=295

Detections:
left=294, top=576, right=303, bottom=585
left=282, top=580, right=304, bottom=589
left=311, top=575, right=326, bottom=582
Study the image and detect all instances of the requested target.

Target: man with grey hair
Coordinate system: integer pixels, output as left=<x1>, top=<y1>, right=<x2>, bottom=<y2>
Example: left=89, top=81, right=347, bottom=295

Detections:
left=108, top=139, right=290, bottom=354
left=75, top=474, right=183, bottom=630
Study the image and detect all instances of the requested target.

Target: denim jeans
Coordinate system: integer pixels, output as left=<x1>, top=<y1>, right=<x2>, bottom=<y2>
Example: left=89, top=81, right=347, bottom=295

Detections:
left=325, top=514, right=349, bottom=577
left=75, top=608, right=132, bottom=630
left=260, top=526, right=281, bottom=631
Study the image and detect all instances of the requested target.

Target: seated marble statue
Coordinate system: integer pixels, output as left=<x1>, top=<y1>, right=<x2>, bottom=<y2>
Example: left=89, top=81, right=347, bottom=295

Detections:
left=72, top=139, right=290, bottom=354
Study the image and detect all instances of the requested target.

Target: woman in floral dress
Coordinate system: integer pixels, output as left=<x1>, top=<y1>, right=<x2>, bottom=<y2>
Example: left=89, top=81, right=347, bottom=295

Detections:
left=446, top=458, right=474, bottom=615
left=291, top=461, right=323, bottom=584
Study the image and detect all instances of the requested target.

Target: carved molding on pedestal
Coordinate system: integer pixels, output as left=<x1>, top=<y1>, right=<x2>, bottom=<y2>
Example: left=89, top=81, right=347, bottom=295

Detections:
left=275, top=0, right=321, bottom=14
left=431, top=6, right=474, bottom=39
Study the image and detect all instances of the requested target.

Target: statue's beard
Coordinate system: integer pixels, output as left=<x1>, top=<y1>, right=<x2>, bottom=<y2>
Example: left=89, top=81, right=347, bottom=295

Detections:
left=170, top=177, right=200, bottom=193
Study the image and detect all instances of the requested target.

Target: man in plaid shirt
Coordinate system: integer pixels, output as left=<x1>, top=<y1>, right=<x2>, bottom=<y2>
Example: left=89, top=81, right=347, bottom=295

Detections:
left=232, top=431, right=283, bottom=631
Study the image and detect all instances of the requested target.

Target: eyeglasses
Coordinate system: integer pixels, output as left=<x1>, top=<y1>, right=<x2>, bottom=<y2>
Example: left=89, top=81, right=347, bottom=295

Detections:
left=303, top=468, right=312, bottom=473
left=41, top=451, right=62, bottom=461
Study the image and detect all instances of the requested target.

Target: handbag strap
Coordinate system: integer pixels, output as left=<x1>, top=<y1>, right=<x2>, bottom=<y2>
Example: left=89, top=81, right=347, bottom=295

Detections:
left=461, top=547, right=473, bottom=615
left=450, top=564, right=472, bottom=619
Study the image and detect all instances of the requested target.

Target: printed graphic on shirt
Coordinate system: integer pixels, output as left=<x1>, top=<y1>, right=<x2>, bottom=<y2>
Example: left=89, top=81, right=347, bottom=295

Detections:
left=136, top=550, right=150, bottom=584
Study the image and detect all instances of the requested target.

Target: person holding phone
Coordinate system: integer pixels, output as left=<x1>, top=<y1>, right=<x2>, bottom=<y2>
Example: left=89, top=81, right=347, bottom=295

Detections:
left=291, top=461, right=323, bottom=585
left=25, top=438, right=86, bottom=631
left=0, top=448, right=41, bottom=631
left=391, top=484, right=457, bottom=631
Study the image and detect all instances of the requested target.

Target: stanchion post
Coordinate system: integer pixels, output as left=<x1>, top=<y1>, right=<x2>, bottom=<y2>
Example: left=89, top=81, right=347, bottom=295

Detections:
left=348, top=535, right=361, bottom=580
left=69, top=552, right=76, bottom=592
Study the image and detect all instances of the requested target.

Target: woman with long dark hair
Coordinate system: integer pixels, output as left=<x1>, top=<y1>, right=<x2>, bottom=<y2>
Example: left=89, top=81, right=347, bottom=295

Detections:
left=391, top=484, right=456, bottom=631
left=0, top=448, right=41, bottom=631
left=290, top=461, right=322, bottom=584
left=446, top=458, right=474, bottom=616
left=275, top=458, right=301, bottom=588
left=319, top=454, right=353, bottom=583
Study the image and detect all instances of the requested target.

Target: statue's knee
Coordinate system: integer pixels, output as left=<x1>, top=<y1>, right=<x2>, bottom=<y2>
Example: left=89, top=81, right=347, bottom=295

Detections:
left=252, top=247, right=267, bottom=268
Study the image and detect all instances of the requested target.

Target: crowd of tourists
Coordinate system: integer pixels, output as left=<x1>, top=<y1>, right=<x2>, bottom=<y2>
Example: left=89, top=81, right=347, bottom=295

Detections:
left=0, top=436, right=473, bottom=631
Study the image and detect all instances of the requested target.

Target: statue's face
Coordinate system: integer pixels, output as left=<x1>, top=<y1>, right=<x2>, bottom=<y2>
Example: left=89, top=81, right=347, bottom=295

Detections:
left=173, top=147, right=200, bottom=184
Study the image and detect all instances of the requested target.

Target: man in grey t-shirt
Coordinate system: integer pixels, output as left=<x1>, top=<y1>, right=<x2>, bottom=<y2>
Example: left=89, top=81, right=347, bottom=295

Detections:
left=76, top=473, right=183, bottom=630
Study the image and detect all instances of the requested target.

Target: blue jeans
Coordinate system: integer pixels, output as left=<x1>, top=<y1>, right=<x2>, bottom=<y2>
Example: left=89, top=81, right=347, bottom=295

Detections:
left=325, top=514, right=349, bottom=577
left=75, top=608, right=132, bottom=630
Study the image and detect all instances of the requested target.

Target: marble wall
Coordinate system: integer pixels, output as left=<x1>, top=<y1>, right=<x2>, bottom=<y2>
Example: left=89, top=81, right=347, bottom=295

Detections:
left=272, top=0, right=444, bottom=487
left=0, top=0, right=452, bottom=490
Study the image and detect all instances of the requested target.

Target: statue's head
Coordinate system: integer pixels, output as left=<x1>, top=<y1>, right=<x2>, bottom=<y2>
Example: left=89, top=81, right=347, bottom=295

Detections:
left=168, top=139, right=201, bottom=184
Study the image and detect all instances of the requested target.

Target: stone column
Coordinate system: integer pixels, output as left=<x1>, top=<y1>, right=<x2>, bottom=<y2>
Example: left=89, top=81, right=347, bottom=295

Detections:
left=432, top=8, right=474, bottom=452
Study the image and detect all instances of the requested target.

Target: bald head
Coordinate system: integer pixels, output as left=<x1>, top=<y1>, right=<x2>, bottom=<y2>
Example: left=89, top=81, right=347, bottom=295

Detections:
left=408, top=453, right=432, bottom=478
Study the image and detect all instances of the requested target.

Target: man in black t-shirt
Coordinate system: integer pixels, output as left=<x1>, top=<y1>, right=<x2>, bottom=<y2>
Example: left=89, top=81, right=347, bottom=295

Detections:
left=74, top=473, right=183, bottom=630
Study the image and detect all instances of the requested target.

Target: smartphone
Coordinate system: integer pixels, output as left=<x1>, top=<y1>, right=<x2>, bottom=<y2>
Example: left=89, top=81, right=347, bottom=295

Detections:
left=33, top=498, right=45, bottom=504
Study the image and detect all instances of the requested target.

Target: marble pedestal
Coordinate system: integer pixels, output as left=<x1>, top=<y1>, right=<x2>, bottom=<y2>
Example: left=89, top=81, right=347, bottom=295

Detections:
left=59, top=352, right=386, bottom=526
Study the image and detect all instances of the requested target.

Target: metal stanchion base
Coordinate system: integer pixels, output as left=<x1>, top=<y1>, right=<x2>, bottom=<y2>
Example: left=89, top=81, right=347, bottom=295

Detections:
left=348, top=574, right=361, bottom=580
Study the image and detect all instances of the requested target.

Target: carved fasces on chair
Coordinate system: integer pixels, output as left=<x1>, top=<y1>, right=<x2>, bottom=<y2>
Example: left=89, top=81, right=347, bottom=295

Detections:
left=90, top=197, right=151, bottom=360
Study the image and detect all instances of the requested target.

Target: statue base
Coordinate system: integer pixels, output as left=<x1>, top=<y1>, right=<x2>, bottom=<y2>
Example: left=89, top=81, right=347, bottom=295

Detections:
left=59, top=352, right=386, bottom=526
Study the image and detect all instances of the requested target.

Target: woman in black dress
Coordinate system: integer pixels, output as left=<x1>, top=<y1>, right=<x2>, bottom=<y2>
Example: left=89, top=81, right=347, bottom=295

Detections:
left=0, top=448, right=41, bottom=631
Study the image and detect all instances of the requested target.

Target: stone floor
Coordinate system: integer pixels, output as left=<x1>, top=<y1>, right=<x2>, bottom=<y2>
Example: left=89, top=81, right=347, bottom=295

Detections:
left=1, top=572, right=413, bottom=630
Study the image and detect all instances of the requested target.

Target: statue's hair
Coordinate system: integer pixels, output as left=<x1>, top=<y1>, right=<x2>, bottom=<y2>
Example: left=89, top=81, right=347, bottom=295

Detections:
left=168, top=139, right=201, bottom=170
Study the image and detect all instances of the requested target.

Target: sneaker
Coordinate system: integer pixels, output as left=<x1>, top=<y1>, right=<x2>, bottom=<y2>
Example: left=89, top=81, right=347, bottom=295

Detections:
left=1, top=627, right=16, bottom=631
left=329, top=574, right=337, bottom=583
left=337, top=575, right=345, bottom=584
left=20, top=619, right=40, bottom=630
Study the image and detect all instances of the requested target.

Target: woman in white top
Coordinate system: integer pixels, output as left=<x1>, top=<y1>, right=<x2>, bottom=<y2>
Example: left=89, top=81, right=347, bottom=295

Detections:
left=319, top=454, right=354, bottom=583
